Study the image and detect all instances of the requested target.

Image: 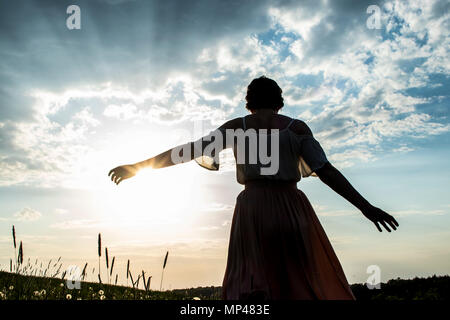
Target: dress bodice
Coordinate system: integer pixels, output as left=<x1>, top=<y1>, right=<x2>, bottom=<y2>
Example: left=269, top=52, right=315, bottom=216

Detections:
left=193, top=117, right=329, bottom=185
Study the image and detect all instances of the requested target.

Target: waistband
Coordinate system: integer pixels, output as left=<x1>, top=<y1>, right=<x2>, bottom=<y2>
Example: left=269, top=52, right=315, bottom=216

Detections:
left=244, top=179, right=298, bottom=189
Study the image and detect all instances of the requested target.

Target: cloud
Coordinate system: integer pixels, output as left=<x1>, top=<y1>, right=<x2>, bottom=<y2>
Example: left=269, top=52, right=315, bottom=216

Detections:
left=50, top=219, right=101, bottom=230
left=312, top=204, right=358, bottom=217
left=329, top=236, right=359, bottom=245
left=391, top=209, right=447, bottom=216
left=200, top=202, right=234, bottom=212
left=14, top=207, right=42, bottom=221
left=54, top=208, right=69, bottom=215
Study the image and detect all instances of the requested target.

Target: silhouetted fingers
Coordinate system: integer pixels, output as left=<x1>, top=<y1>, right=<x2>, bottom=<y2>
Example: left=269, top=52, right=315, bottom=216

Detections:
left=379, top=220, right=391, bottom=232
left=373, top=221, right=382, bottom=232
left=116, top=177, right=123, bottom=185
left=382, top=211, right=399, bottom=230
left=385, top=218, right=397, bottom=231
left=390, top=216, right=399, bottom=227
left=108, top=169, right=114, bottom=177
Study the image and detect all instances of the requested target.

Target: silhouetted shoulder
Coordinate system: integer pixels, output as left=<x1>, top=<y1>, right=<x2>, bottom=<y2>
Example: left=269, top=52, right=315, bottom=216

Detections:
left=289, top=119, right=313, bottom=136
left=218, top=117, right=245, bottom=130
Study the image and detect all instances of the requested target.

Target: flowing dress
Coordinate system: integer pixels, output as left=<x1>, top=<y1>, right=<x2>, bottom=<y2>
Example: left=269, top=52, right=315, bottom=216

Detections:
left=193, top=116, right=356, bottom=300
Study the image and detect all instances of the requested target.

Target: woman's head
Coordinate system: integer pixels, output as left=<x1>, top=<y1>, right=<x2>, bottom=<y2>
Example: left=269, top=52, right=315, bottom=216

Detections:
left=245, top=76, right=284, bottom=112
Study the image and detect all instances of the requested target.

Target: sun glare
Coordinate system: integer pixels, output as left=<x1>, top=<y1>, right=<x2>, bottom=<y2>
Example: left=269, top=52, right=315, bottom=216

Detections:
left=100, top=162, right=209, bottom=239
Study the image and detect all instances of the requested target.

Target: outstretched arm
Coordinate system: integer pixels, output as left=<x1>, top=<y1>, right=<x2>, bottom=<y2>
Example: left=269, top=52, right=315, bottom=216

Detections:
left=108, top=118, right=240, bottom=185
left=315, top=162, right=399, bottom=232
left=108, top=142, right=205, bottom=185
left=290, top=119, right=399, bottom=233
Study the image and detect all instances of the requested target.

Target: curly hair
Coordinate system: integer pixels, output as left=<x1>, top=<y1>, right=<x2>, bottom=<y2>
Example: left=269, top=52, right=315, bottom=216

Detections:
left=245, top=76, right=284, bottom=111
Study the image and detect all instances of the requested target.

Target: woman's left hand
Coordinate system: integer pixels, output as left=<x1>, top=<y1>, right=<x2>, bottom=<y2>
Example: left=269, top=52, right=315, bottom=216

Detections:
left=108, top=164, right=138, bottom=185
left=361, top=205, right=399, bottom=232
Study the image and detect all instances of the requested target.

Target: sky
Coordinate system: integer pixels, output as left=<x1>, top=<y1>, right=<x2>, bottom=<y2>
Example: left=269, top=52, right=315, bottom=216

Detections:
left=0, top=0, right=449, bottom=290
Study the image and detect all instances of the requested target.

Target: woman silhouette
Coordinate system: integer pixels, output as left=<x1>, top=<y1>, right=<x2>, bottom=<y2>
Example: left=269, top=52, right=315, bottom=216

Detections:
left=108, top=76, right=399, bottom=300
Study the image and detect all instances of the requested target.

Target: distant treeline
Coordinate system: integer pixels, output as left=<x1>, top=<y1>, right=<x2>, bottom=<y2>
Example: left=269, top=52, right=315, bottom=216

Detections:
left=349, top=275, right=450, bottom=300
left=172, top=275, right=450, bottom=300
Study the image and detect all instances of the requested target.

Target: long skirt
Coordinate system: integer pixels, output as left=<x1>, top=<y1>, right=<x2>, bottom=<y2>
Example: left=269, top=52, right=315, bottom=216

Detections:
left=222, top=180, right=356, bottom=300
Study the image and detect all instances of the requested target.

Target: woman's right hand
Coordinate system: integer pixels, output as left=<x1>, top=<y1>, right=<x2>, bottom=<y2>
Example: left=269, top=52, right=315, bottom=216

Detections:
left=361, top=205, right=399, bottom=232
left=108, top=164, right=138, bottom=185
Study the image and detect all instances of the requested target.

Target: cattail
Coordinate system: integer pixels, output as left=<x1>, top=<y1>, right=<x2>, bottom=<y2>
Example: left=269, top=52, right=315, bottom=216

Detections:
left=98, top=233, right=102, bottom=257
left=126, top=259, right=130, bottom=286
left=142, top=271, right=147, bottom=291
left=98, top=233, right=102, bottom=282
left=12, top=225, right=17, bottom=272
left=81, top=263, right=88, bottom=280
left=98, top=274, right=102, bottom=284
left=163, top=251, right=169, bottom=269
left=105, top=248, right=109, bottom=268
left=115, top=274, right=118, bottom=285
left=10, top=259, right=12, bottom=272
left=110, top=257, right=115, bottom=277
left=61, top=270, right=66, bottom=280
left=12, top=225, right=16, bottom=248
left=146, top=276, right=152, bottom=291
left=18, top=241, right=23, bottom=265
left=105, top=247, right=109, bottom=284
left=160, top=251, right=169, bottom=291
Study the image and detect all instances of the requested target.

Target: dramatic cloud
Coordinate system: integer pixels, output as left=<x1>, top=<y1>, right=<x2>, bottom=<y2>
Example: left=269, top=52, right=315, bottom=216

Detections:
left=0, top=0, right=448, bottom=186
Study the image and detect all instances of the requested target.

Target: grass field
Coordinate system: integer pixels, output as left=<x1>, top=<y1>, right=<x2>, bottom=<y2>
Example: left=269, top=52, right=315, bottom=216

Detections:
left=1, top=271, right=449, bottom=300
left=0, top=271, right=221, bottom=300
left=2, top=227, right=449, bottom=300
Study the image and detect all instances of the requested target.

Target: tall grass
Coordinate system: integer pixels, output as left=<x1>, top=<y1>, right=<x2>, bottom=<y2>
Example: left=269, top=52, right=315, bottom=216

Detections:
left=160, top=251, right=169, bottom=291
left=12, top=226, right=17, bottom=273
left=105, top=247, right=109, bottom=284
left=5, top=225, right=169, bottom=293
left=98, top=233, right=102, bottom=284
left=126, top=259, right=130, bottom=287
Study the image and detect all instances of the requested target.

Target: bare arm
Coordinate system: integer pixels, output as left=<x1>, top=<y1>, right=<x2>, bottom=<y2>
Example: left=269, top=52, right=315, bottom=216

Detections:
left=315, top=162, right=399, bottom=232
left=108, top=142, right=209, bottom=185
left=134, top=142, right=197, bottom=170
left=290, top=119, right=399, bottom=232
left=108, top=118, right=240, bottom=185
